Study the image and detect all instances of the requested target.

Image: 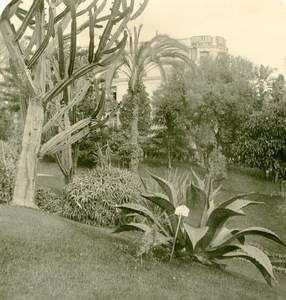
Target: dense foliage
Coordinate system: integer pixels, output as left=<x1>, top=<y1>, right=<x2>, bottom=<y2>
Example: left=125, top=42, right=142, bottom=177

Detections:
left=0, top=140, right=18, bottom=203
left=148, top=54, right=286, bottom=181
left=61, top=165, right=143, bottom=227
left=150, top=54, right=262, bottom=171
left=0, top=109, right=15, bottom=141
left=35, top=187, right=64, bottom=214
left=120, top=83, right=151, bottom=135
left=149, top=70, right=193, bottom=166
left=108, top=26, right=191, bottom=172
left=234, top=108, right=286, bottom=181
left=0, top=33, right=21, bottom=112
left=115, top=170, right=285, bottom=285
left=75, top=82, right=150, bottom=168
left=77, top=130, right=110, bottom=168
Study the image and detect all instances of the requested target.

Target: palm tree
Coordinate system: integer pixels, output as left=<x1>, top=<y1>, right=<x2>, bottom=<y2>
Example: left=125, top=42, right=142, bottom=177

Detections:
left=109, top=25, right=192, bottom=173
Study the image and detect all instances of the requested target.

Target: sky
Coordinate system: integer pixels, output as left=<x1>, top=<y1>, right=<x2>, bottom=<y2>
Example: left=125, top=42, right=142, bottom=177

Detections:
left=1, top=0, right=286, bottom=74
left=134, top=0, right=286, bottom=75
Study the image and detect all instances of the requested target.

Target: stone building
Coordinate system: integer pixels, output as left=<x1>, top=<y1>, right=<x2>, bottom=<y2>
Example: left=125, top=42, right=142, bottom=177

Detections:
left=181, top=35, right=228, bottom=62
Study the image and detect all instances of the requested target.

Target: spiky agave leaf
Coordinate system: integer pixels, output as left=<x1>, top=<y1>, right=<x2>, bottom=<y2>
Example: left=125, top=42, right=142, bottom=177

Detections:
left=223, top=199, right=263, bottom=212
left=204, top=174, right=213, bottom=204
left=186, top=183, right=207, bottom=227
left=146, top=170, right=178, bottom=206
left=218, top=192, right=255, bottom=209
left=116, top=203, right=169, bottom=237
left=145, top=193, right=187, bottom=240
left=206, top=244, right=241, bottom=258
left=141, top=192, right=186, bottom=245
left=184, top=223, right=208, bottom=251
left=113, top=223, right=151, bottom=233
left=190, top=168, right=205, bottom=190
left=201, top=184, right=222, bottom=226
left=208, top=227, right=233, bottom=249
left=222, top=244, right=276, bottom=285
left=141, top=192, right=175, bottom=216
left=210, top=227, right=286, bottom=250
left=209, top=184, right=222, bottom=202
left=201, top=208, right=245, bottom=249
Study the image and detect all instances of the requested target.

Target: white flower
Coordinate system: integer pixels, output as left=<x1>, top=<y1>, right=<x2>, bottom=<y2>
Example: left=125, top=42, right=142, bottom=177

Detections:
left=174, top=205, right=190, bottom=217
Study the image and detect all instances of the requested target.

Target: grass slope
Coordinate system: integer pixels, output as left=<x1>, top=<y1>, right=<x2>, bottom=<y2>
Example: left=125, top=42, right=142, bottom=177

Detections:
left=0, top=206, right=286, bottom=300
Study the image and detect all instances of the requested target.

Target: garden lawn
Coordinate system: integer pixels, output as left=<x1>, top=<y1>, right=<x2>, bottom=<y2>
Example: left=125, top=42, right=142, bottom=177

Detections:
left=0, top=205, right=286, bottom=300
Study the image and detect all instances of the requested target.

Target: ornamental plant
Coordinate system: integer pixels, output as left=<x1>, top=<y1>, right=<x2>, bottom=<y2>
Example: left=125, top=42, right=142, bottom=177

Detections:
left=61, top=165, right=143, bottom=227
left=0, top=140, right=18, bottom=204
left=234, top=109, right=286, bottom=181
left=114, top=169, right=286, bottom=285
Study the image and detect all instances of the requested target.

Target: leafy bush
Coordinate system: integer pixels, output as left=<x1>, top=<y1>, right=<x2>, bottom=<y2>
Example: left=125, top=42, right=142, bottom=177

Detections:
left=0, top=110, right=14, bottom=141
left=234, top=109, right=286, bottom=181
left=77, top=130, right=109, bottom=167
left=0, top=140, right=18, bottom=204
left=61, top=166, right=143, bottom=227
left=115, top=170, right=286, bottom=285
left=207, top=147, right=227, bottom=181
left=120, top=83, right=151, bottom=135
left=107, top=130, right=144, bottom=168
left=35, top=187, right=64, bottom=214
left=278, top=199, right=286, bottom=221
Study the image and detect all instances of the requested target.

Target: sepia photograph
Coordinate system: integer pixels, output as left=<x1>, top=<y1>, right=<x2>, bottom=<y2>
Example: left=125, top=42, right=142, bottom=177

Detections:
left=0, top=1, right=286, bottom=299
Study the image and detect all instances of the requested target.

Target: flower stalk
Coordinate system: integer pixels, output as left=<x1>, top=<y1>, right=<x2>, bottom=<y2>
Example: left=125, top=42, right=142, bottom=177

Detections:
left=169, top=215, right=182, bottom=262
left=170, top=205, right=190, bottom=262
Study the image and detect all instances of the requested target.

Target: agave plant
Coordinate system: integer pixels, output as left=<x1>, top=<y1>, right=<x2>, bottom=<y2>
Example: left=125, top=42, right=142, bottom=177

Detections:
left=114, top=170, right=186, bottom=255
left=114, top=169, right=286, bottom=285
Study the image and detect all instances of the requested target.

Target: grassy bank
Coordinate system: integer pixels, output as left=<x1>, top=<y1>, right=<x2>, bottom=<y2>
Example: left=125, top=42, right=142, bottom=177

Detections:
left=0, top=206, right=286, bottom=300
left=0, top=160, right=279, bottom=299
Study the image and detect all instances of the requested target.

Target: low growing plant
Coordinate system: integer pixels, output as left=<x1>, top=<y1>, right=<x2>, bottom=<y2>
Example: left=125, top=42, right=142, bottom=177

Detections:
left=114, top=169, right=286, bottom=285
left=0, top=140, right=18, bottom=204
left=61, top=165, right=143, bottom=227
left=35, top=187, right=64, bottom=214
left=207, top=147, right=227, bottom=181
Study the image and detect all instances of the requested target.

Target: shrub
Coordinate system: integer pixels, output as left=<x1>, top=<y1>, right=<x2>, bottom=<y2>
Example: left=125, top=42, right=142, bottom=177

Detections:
left=234, top=109, right=286, bottom=181
left=77, top=130, right=110, bottom=167
left=61, top=166, right=143, bottom=227
left=0, top=110, right=14, bottom=141
left=278, top=199, right=286, bottom=221
left=207, top=147, right=228, bottom=181
left=0, top=140, right=18, bottom=204
left=35, top=187, right=64, bottom=214
left=108, top=130, right=144, bottom=168
left=115, top=169, right=286, bottom=285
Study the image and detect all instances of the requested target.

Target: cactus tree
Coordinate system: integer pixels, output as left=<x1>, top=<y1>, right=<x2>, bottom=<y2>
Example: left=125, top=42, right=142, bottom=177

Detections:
left=0, top=0, right=148, bottom=207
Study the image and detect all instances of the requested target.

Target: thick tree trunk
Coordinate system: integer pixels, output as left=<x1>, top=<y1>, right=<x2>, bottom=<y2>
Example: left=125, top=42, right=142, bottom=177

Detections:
left=11, top=97, right=44, bottom=207
left=129, top=98, right=140, bottom=173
